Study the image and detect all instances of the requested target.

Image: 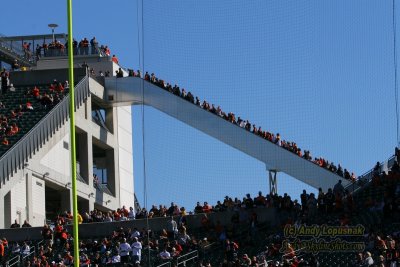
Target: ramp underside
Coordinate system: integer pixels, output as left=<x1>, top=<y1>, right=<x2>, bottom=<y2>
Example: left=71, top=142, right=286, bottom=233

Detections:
left=105, top=77, right=349, bottom=191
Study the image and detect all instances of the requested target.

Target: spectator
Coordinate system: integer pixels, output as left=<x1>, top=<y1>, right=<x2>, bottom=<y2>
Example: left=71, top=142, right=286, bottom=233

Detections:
left=333, top=180, right=345, bottom=198
left=22, top=220, right=32, bottom=228
left=0, top=240, right=3, bottom=264
left=364, top=251, right=374, bottom=266
left=131, top=237, right=142, bottom=263
left=90, top=37, right=98, bottom=54
left=63, top=251, right=74, bottom=266
left=11, top=242, right=20, bottom=255
left=116, top=68, right=123, bottom=78
left=0, top=71, right=9, bottom=94
left=166, top=216, right=178, bottom=239
left=9, top=83, right=15, bottom=92
left=10, top=219, right=20, bottom=228
left=159, top=246, right=171, bottom=260
left=111, top=55, right=119, bottom=64
left=11, top=60, right=20, bottom=71
left=79, top=252, right=90, bottom=266
left=118, top=238, right=131, bottom=263
left=2, top=137, right=9, bottom=146
left=21, top=242, right=30, bottom=257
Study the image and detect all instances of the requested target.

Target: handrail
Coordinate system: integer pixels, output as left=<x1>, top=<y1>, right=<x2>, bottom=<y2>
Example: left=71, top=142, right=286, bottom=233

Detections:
left=0, top=76, right=90, bottom=186
left=0, top=44, right=33, bottom=67
left=176, top=250, right=199, bottom=266
left=156, top=261, right=171, bottom=267
left=0, top=35, right=26, bottom=56
left=345, top=154, right=396, bottom=194
left=21, top=246, right=36, bottom=260
left=5, top=255, right=20, bottom=267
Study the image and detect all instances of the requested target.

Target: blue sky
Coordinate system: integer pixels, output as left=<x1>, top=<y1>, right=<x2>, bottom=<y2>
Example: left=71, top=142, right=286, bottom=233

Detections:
left=3, top=0, right=398, bottom=211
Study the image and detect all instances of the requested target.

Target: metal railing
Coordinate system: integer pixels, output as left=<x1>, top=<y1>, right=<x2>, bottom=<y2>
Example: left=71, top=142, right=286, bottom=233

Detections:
left=0, top=75, right=90, bottom=186
left=5, top=255, right=20, bottom=267
left=177, top=250, right=199, bottom=266
left=0, top=35, right=26, bottom=56
left=156, top=261, right=172, bottom=267
left=345, top=154, right=396, bottom=194
left=21, top=246, right=36, bottom=261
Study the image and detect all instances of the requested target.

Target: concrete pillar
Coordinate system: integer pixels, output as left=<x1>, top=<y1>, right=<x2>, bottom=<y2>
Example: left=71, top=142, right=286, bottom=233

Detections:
left=268, top=169, right=278, bottom=195
left=25, top=171, right=33, bottom=223
left=60, top=189, right=71, bottom=212
left=106, top=149, right=116, bottom=196
left=4, top=191, right=11, bottom=228
left=77, top=131, right=89, bottom=182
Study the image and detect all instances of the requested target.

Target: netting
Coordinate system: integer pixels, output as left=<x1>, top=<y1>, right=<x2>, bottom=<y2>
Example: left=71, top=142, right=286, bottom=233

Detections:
left=134, top=0, right=397, bottom=214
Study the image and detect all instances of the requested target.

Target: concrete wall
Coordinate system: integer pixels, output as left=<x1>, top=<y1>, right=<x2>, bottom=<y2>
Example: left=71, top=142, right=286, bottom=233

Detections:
left=31, top=176, right=46, bottom=226
left=9, top=68, right=87, bottom=86
left=35, top=57, right=127, bottom=79
left=0, top=207, right=278, bottom=242
left=10, top=177, right=27, bottom=228
left=116, top=106, right=135, bottom=209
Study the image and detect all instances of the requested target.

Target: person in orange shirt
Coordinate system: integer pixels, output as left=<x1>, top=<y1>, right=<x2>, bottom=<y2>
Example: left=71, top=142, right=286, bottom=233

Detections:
left=56, top=82, right=64, bottom=93
left=202, top=202, right=212, bottom=213
left=26, top=101, right=33, bottom=111
left=111, top=55, right=119, bottom=64
left=104, top=46, right=111, bottom=56
left=32, top=86, right=40, bottom=98
left=48, top=83, right=55, bottom=92
left=2, top=137, right=9, bottom=146
left=11, top=123, right=19, bottom=135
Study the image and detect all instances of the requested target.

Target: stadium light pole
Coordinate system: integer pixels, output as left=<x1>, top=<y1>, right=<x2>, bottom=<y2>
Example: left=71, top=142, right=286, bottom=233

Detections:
left=66, top=0, right=80, bottom=266
left=48, top=23, right=58, bottom=43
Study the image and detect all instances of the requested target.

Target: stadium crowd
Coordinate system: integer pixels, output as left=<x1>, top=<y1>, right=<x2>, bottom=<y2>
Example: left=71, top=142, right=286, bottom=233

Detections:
left=0, top=71, right=69, bottom=148
left=1, top=150, right=400, bottom=266
left=19, top=36, right=112, bottom=61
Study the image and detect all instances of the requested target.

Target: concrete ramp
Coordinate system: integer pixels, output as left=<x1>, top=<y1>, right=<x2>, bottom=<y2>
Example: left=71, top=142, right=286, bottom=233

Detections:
left=104, top=77, right=349, bottom=191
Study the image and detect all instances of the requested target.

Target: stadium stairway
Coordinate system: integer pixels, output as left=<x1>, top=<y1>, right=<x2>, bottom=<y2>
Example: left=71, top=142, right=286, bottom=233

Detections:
left=103, top=77, right=350, bottom=192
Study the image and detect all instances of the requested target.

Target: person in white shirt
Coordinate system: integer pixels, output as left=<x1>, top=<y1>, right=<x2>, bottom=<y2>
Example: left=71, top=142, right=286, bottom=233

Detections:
left=11, top=242, right=20, bottom=254
left=111, top=253, right=121, bottom=264
left=159, top=247, right=171, bottom=260
left=118, top=238, right=131, bottom=263
left=21, top=242, right=30, bottom=256
left=167, top=216, right=178, bottom=239
left=130, top=228, right=140, bottom=239
left=128, top=207, right=135, bottom=220
left=364, top=251, right=374, bottom=266
left=131, top=237, right=142, bottom=263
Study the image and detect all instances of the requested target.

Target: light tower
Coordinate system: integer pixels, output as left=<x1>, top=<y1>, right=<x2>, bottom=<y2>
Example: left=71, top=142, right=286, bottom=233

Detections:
left=48, top=23, right=58, bottom=43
